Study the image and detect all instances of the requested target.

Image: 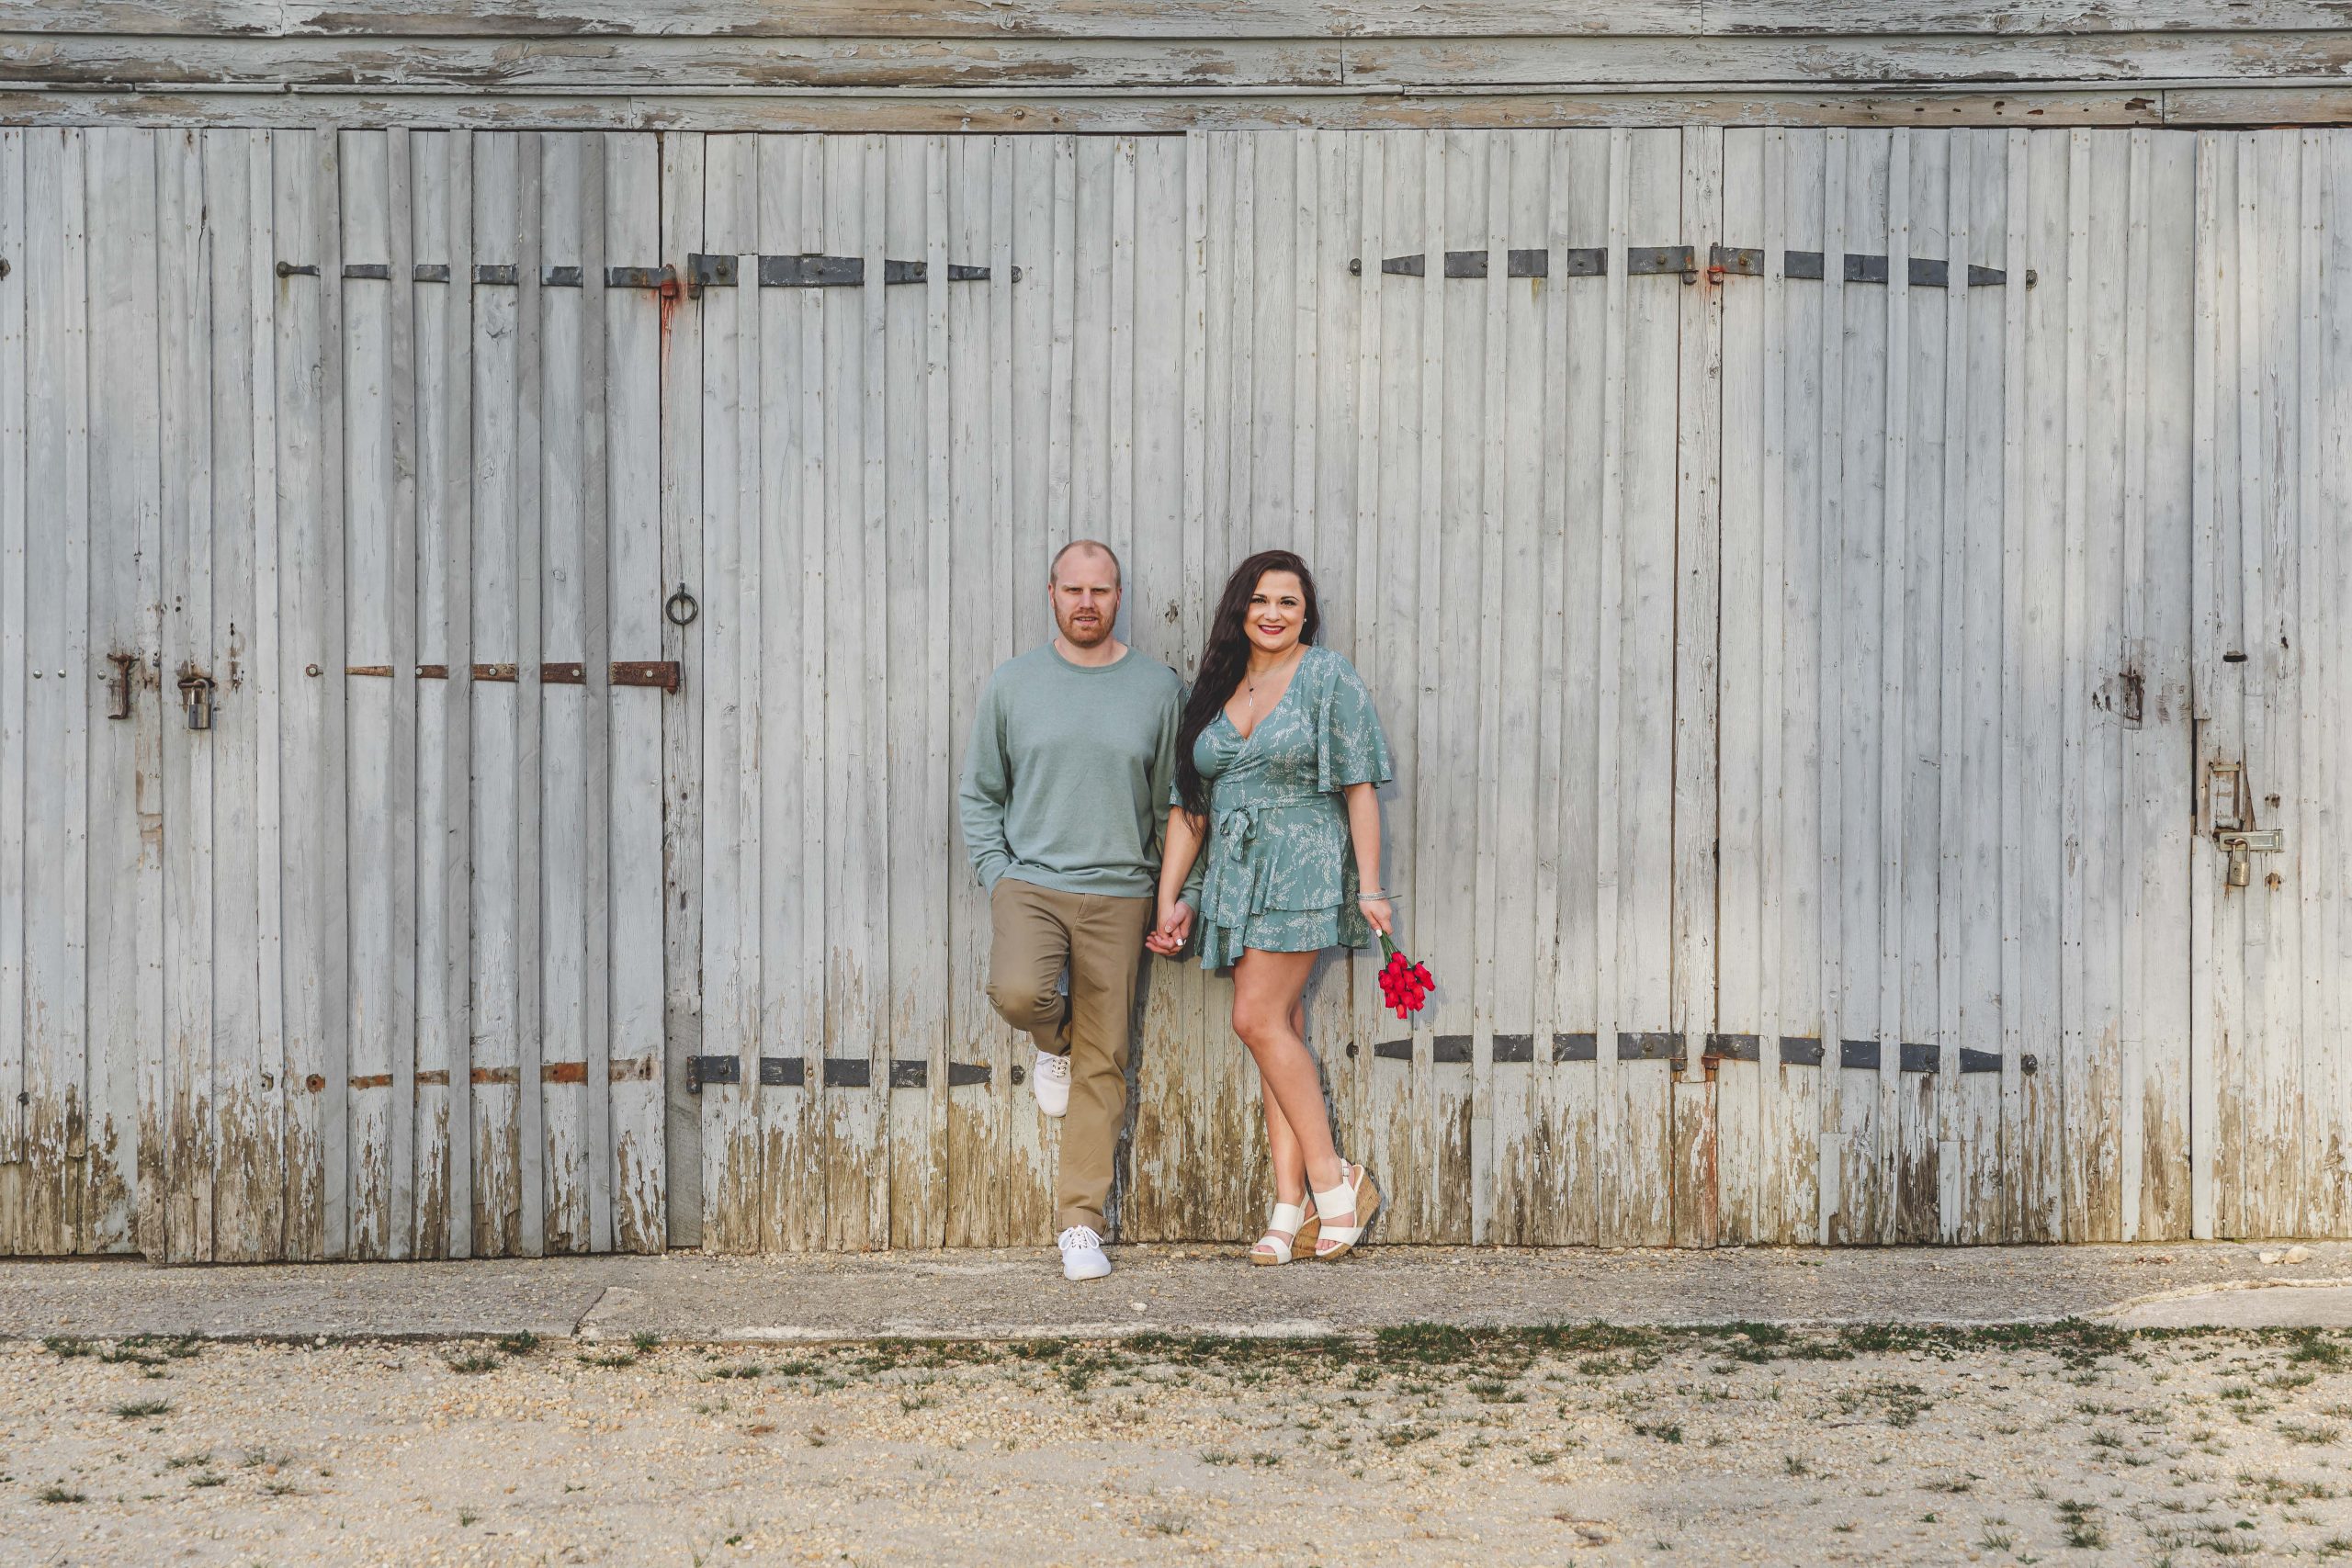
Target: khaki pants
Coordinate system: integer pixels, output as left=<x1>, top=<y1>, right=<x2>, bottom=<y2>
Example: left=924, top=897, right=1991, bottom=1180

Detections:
left=986, top=878, right=1151, bottom=1234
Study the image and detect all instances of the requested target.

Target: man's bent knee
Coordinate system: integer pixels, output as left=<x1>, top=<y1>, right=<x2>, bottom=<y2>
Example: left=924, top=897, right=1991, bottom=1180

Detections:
left=987, top=977, right=1063, bottom=1033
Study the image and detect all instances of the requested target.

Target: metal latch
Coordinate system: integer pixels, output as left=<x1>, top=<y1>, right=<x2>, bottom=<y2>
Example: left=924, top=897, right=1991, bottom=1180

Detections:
left=176, top=671, right=217, bottom=731
left=2216, top=829, right=2283, bottom=888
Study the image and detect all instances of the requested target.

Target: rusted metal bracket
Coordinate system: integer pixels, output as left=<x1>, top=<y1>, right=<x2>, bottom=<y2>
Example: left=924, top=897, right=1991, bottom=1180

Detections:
left=606, top=264, right=675, bottom=290
left=685, top=1055, right=740, bottom=1093
left=105, top=651, right=138, bottom=720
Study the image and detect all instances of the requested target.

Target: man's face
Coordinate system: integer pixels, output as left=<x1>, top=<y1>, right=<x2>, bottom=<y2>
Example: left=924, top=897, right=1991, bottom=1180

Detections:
left=1051, top=552, right=1121, bottom=648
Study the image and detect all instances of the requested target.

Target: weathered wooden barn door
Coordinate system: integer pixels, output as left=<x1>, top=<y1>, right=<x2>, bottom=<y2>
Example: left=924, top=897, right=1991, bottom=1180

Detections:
left=1713, top=128, right=2205, bottom=1247
left=0, top=129, right=154, bottom=1258
left=1318, top=128, right=1713, bottom=1247
left=2192, top=130, right=2352, bottom=1243
left=95, top=128, right=673, bottom=1263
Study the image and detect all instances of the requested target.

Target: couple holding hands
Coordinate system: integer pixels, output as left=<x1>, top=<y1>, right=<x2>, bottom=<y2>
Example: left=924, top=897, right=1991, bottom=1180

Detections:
left=957, top=542, right=1396, bottom=1282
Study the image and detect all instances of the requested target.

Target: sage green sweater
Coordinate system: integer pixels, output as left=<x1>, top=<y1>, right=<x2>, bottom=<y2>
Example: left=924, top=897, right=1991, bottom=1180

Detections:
left=957, top=644, right=1184, bottom=899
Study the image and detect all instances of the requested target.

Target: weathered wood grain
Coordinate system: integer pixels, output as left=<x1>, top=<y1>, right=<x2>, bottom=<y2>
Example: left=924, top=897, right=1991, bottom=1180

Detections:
left=658, top=128, right=704, bottom=1250
left=0, top=130, right=26, bottom=1189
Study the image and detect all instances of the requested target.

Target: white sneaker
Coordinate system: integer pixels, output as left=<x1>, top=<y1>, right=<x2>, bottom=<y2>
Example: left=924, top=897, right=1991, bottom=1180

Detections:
left=1058, top=1224, right=1111, bottom=1281
left=1033, top=1048, right=1071, bottom=1118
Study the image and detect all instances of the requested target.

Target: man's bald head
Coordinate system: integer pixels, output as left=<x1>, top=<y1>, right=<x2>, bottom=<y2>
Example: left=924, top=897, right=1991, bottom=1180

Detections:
left=1049, top=538, right=1122, bottom=590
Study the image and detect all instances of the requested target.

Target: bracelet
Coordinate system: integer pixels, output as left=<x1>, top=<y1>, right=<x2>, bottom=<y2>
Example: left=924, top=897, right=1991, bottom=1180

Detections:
left=1358, top=888, right=1388, bottom=899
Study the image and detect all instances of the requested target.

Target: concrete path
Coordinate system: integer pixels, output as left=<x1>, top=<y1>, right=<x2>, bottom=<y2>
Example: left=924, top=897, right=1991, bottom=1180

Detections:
left=4, top=1241, right=2350, bottom=1343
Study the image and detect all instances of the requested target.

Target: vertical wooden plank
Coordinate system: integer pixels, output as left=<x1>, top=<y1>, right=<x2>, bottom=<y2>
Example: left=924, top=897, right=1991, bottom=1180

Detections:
left=410, top=128, right=471, bottom=1259
left=242, top=128, right=288, bottom=1263
left=696, top=131, right=753, bottom=1253
left=751, top=131, right=802, bottom=1253
left=469, top=132, right=524, bottom=1257
left=944, top=134, right=995, bottom=1247
left=2082, top=129, right=2129, bottom=1245
left=1814, top=127, right=1850, bottom=1246
left=1952, top=129, right=2009, bottom=1245
left=20, top=130, right=90, bottom=1255
left=577, top=132, right=616, bottom=1255
left=2135, top=129, right=2196, bottom=1244
left=1593, top=127, right=1631, bottom=1248
left=80, top=130, right=160, bottom=1256
left=1673, top=124, right=1724, bottom=1249
left=155, top=129, right=213, bottom=1263
left=659, top=129, right=705, bottom=1250
left=533, top=132, right=589, bottom=1253
left=1876, top=129, right=1917, bottom=1245
left=2054, top=129, right=2094, bottom=1244
left=2118, top=129, right=2153, bottom=1243
left=1933, top=130, right=1973, bottom=1244
left=1715, top=127, right=1765, bottom=1245
left=1469, top=132, right=1508, bottom=1246
left=791, top=133, right=831, bottom=1250
left=513, top=132, right=548, bottom=1257
left=274, top=128, right=348, bottom=1258
left=2244, top=132, right=2299, bottom=1242
left=0, top=128, right=22, bottom=1193
left=913, top=133, right=949, bottom=1248
left=2188, top=130, right=2222, bottom=1243
left=338, top=130, right=406, bottom=1259
left=0, top=130, right=24, bottom=1242
left=1771, top=128, right=1824, bottom=1247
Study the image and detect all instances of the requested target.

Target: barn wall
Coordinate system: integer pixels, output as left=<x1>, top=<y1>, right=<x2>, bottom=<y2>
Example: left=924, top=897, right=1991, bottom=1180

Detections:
left=0, top=123, right=2346, bottom=1257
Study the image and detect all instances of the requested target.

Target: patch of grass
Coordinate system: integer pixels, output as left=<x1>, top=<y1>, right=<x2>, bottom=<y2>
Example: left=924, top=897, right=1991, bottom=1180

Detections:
left=2056, top=1499, right=2107, bottom=1550
left=458, top=1508, right=479, bottom=1527
left=41, top=1336, right=94, bottom=1359
left=2237, top=1472, right=2335, bottom=1504
left=163, top=1453, right=211, bottom=1472
left=1632, top=1421, right=1684, bottom=1445
left=98, top=1335, right=203, bottom=1369
left=631, top=1332, right=661, bottom=1354
left=2278, top=1421, right=2340, bottom=1446
left=707, top=1363, right=763, bottom=1381
left=1783, top=1454, right=1811, bottom=1476
left=2287, top=1331, right=2349, bottom=1369
left=38, top=1486, right=85, bottom=1505
left=445, top=1350, right=502, bottom=1374
left=187, top=1472, right=225, bottom=1489
left=495, top=1331, right=539, bottom=1357
left=112, top=1400, right=172, bottom=1420
left=579, top=1350, right=638, bottom=1369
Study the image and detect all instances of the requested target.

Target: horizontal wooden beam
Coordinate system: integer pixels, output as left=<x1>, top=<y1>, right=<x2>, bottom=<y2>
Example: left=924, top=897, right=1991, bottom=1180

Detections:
left=7, top=32, right=2349, bottom=94
left=5, top=83, right=2344, bottom=128
left=10, top=0, right=2349, bottom=38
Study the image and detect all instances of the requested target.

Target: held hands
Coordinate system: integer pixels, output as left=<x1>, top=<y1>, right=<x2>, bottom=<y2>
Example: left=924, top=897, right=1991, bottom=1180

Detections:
left=1146, top=897, right=1195, bottom=956
left=1357, top=896, right=1394, bottom=937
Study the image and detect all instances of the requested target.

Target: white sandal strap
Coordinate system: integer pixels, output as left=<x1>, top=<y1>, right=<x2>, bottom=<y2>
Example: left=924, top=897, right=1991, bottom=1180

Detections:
left=1310, top=1167, right=1358, bottom=1222
left=1251, top=1232, right=1295, bottom=1263
left=1269, top=1201, right=1308, bottom=1234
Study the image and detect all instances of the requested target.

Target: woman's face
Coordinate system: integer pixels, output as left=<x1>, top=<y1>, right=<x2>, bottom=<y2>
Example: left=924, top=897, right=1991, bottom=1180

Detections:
left=1244, top=570, right=1306, bottom=657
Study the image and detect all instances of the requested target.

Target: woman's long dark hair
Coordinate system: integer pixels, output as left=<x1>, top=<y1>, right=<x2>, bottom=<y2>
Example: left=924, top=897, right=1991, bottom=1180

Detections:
left=1174, top=550, right=1322, bottom=817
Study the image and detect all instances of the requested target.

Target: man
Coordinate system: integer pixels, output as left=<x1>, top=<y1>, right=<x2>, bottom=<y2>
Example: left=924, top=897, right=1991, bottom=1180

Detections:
left=958, top=539, right=1185, bottom=1281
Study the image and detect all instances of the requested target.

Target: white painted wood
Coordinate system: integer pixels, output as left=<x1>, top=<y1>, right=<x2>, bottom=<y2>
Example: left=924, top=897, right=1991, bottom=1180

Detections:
left=0, top=130, right=24, bottom=1189
left=17, top=123, right=2352, bottom=1258
left=153, top=127, right=208, bottom=1264
left=468, top=132, right=526, bottom=1257
left=658, top=128, right=705, bottom=1251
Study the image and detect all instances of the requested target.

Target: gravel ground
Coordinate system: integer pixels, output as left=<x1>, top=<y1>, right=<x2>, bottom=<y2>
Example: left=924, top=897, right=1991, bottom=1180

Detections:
left=6, top=1318, right=2352, bottom=1565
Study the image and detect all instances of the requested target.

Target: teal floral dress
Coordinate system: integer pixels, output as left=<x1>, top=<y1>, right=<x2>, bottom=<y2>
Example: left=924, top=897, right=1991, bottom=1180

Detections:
left=1183, top=645, right=1394, bottom=972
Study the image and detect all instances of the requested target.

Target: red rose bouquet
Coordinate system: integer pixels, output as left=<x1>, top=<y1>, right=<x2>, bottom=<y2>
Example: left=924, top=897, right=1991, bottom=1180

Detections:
left=1376, top=933, right=1434, bottom=1020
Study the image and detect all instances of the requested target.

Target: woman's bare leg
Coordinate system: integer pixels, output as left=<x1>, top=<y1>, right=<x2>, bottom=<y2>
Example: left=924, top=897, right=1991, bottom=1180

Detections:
left=1231, top=951, right=1349, bottom=1223
left=1258, top=997, right=1313, bottom=1248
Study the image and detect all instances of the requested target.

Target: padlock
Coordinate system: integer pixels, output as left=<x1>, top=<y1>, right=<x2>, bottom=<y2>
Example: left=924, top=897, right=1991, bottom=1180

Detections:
left=176, top=671, right=217, bottom=731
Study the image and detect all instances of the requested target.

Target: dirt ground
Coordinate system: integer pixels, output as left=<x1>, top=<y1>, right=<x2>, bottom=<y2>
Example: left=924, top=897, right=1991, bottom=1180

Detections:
left=5, top=1318, right=2352, bottom=1566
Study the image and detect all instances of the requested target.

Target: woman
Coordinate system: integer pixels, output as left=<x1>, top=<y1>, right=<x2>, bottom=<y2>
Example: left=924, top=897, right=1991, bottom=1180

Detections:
left=1149, top=549, right=1394, bottom=1265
